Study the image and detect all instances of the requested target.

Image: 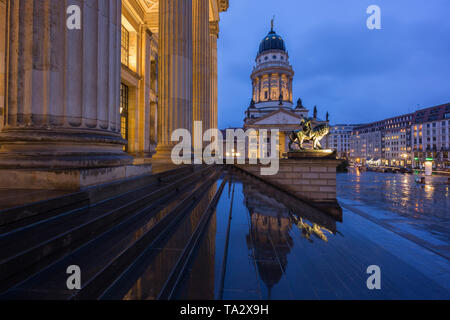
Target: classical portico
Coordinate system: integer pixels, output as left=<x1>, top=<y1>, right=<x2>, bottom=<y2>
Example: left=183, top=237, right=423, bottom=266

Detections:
left=0, top=0, right=229, bottom=189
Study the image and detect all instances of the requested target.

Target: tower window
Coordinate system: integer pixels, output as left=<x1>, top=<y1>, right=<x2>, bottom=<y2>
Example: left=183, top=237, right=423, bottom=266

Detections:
left=265, top=91, right=268, bottom=100
left=273, top=55, right=277, bottom=59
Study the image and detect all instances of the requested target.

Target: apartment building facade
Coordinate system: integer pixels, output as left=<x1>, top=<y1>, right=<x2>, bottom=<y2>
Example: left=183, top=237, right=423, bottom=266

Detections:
left=324, top=124, right=359, bottom=159
left=350, top=103, right=450, bottom=170
left=350, top=114, right=413, bottom=167
left=411, top=103, right=450, bottom=169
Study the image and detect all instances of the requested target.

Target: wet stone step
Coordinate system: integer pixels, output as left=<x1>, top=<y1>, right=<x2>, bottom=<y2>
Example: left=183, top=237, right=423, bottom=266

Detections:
left=100, top=178, right=221, bottom=300
left=0, top=170, right=220, bottom=300
left=0, top=166, right=215, bottom=294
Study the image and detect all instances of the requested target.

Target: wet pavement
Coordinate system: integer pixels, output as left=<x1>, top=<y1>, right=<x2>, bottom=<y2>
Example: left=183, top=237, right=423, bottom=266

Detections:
left=2, top=167, right=448, bottom=300
left=337, top=169, right=450, bottom=259
left=151, top=170, right=450, bottom=299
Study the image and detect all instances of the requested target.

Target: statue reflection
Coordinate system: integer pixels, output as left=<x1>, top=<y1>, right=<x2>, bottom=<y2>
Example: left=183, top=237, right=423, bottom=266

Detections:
left=290, top=215, right=333, bottom=243
left=240, top=172, right=338, bottom=298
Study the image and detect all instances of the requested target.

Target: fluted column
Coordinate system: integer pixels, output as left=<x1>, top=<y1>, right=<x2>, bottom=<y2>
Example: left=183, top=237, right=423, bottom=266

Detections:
left=193, top=0, right=210, bottom=150
left=289, top=77, right=293, bottom=102
left=209, top=21, right=219, bottom=130
left=0, top=0, right=5, bottom=132
left=155, top=0, right=193, bottom=159
left=277, top=74, right=281, bottom=100
left=0, top=0, right=130, bottom=169
left=258, top=76, right=262, bottom=102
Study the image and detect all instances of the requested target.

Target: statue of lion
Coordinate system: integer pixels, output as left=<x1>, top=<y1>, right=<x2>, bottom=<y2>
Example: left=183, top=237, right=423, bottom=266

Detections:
left=289, top=119, right=330, bottom=150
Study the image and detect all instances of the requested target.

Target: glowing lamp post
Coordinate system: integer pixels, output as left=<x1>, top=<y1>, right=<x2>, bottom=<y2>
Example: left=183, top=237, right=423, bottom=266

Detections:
left=401, top=153, right=408, bottom=167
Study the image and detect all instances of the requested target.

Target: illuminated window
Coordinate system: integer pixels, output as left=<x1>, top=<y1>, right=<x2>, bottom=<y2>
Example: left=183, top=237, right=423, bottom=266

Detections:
left=121, top=25, right=130, bottom=66
left=120, top=83, right=129, bottom=151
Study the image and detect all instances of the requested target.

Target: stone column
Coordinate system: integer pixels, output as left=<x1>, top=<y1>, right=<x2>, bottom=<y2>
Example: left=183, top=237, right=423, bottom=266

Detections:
left=268, top=74, right=272, bottom=100
left=258, top=76, right=262, bottom=102
left=277, top=73, right=281, bottom=100
left=0, top=0, right=130, bottom=170
left=155, top=0, right=193, bottom=159
left=0, top=0, right=6, bottom=132
left=209, top=21, right=219, bottom=130
left=289, top=77, right=293, bottom=102
left=192, top=0, right=210, bottom=155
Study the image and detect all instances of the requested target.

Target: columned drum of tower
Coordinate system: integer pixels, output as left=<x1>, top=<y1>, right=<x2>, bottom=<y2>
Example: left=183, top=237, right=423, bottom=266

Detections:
left=250, top=24, right=295, bottom=112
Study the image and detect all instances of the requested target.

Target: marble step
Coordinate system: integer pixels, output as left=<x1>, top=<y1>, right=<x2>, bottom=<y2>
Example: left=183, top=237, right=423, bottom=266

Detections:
left=0, top=166, right=214, bottom=293
left=0, top=168, right=221, bottom=300
left=157, top=177, right=228, bottom=300
left=98, top=172, right=224, bottom=300
left=0, top=166, right=195, bottom=234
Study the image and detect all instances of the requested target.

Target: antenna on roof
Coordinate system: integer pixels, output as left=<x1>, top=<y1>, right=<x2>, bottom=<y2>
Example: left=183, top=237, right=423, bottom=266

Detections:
left=271, top=15, right=275, bottom=31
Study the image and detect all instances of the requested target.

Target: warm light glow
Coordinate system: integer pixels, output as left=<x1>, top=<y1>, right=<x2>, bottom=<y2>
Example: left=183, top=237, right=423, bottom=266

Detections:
left=424, top=161, right=433, bottom=176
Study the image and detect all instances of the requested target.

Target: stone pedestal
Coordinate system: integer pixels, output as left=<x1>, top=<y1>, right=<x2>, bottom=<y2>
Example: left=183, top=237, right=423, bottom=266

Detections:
left=237, top=151, right=340, bottom=203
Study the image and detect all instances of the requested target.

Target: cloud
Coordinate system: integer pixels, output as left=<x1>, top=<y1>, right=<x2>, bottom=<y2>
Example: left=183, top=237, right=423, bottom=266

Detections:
left=218, top=0, right=450, bottom=128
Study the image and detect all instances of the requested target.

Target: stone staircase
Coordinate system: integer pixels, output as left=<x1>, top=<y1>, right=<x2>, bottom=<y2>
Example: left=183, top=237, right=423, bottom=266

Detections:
left=0, top=165, right=226, bottom=300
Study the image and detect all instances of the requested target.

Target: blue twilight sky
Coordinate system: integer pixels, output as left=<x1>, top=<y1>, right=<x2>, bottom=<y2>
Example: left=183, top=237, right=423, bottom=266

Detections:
left=216, top=0, right=450, bottom=129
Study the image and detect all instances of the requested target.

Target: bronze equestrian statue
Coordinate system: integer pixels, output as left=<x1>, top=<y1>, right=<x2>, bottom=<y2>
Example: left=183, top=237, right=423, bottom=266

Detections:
left=289, top=118, right=330, bottom=150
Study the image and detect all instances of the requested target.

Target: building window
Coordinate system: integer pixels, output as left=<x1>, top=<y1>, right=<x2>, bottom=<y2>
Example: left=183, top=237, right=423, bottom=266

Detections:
left=121, top=25, right=130, bottom=67
left=120, top=83, right=129, bottom=151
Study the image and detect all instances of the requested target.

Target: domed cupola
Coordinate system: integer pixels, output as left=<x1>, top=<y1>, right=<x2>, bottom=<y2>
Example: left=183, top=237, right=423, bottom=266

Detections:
left=258, top=29, right=286, bottom=54
left=250, top=18, right=295, bottom=111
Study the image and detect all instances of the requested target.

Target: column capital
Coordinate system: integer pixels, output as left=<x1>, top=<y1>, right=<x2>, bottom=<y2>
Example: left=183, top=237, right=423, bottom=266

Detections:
left=218, top=0, right=229, bottom=12
left=209, top=21, right=220, bottom=37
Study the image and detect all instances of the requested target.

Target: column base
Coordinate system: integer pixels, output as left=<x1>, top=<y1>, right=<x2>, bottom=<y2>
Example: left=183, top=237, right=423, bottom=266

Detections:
left=0, top=128, right=133, bottom=169
left=152, top=145, right=175, bottom=161
left=0, top=165, right=152, bottom=191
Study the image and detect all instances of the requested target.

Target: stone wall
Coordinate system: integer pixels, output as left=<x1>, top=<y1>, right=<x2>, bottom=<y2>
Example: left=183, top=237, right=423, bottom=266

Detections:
left=237, top=158, right=340, bottom=203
